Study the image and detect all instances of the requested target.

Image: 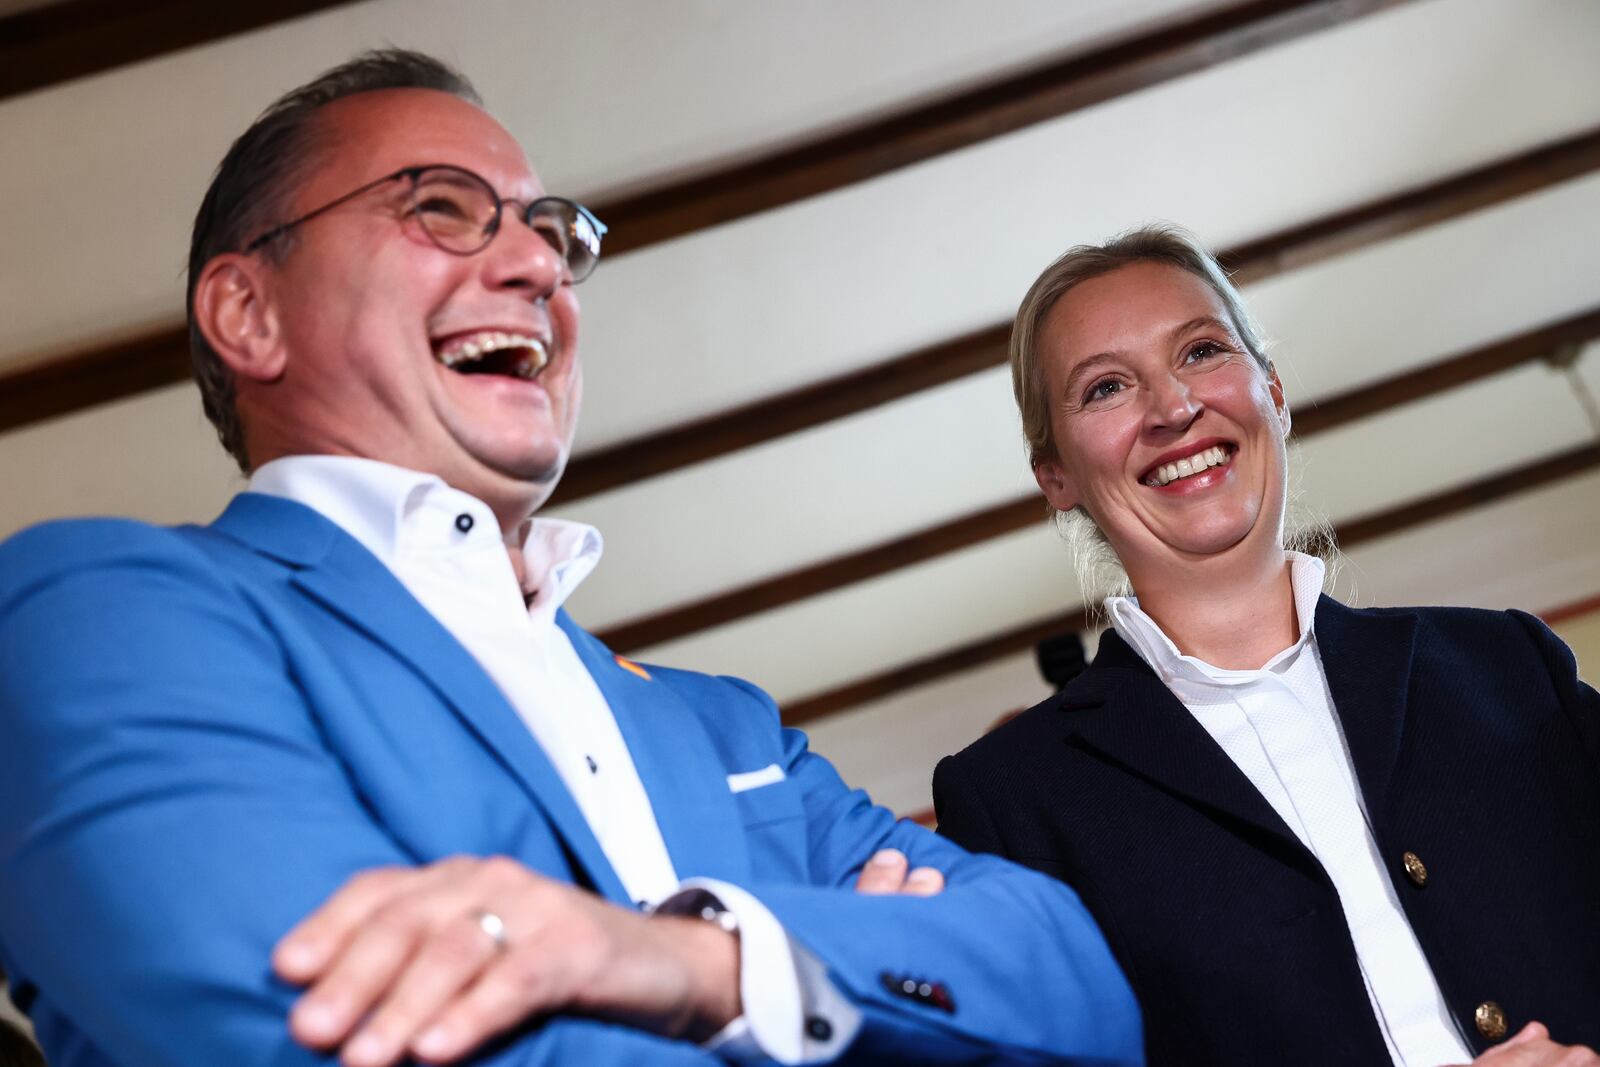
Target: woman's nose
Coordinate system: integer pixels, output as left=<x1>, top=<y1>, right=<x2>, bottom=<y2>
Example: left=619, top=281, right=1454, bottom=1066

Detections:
left=1144, top=373, right=1202, bottom=433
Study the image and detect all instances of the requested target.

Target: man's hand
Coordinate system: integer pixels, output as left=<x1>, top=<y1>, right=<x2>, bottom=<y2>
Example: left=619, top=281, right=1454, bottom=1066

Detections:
left=272, top=857, right=740, bottom=1067
left=853, top=848, right=945, bottom=896
left=1452, top=1023, right=1600, bottom=1066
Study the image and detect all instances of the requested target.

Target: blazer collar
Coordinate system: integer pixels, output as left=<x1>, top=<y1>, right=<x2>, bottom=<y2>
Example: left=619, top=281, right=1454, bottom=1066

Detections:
left=212, top=491, right=343, bottom=567
left=1060, top=597, right=1420, bottom=865
left=1059, top=628, right=1314, bottom=868
left=210, top=493, right=632, bottom=902
left=559, top=614, right=752, bottom=885
left=1312, top=596, right=1418, bottom=824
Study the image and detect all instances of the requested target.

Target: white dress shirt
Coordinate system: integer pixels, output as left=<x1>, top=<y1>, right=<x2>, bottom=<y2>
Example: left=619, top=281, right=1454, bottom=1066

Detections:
left=1106, top=553, right=1472, bottom=1067
left=249, top=455, right=855, bottom=1063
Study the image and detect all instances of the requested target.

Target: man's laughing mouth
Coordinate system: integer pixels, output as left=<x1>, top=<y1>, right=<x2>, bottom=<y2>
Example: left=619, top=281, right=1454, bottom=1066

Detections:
left=433, top=330, right=550, bottom=380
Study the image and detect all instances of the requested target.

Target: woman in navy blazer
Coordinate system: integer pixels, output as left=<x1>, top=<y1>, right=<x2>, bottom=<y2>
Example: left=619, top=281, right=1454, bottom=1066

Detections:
left=934, top=225, right=1600, bottom=1067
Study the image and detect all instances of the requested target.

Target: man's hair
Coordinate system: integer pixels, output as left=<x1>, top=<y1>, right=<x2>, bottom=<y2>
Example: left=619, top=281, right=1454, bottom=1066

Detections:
left=186, top=49, right=482, bottom=471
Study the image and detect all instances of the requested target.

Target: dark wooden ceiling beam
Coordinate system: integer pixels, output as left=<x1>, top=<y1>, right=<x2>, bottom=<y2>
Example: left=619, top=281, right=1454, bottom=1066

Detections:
left=0, top=330, right=191, bottom=433
left=596, top=0, right=1412, bottom=256
left=1, top=0, right=1432, bottom=440
left=598, top=497, right=1048, bottom=652
left=781, top=440, right=1600, bottom=725
left=0, top=0, right=360, bottom=100
left=1221, top=127, right=1600, bottom=286
left=549, top=325, right=1009, bottom=504
left=553, top=124, right=1600, bottom=504
left=593, top=304, right=1600, bottom=652
left=1291, top=306, right=1600, bottom=436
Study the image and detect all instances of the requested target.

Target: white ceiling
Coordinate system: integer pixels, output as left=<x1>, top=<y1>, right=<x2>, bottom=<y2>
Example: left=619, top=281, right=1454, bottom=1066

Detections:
left=3, top=0, right=1598, bottom=815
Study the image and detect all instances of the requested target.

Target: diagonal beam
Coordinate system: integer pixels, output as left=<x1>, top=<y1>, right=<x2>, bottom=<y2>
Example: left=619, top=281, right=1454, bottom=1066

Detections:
left=1, top=0, right=1428, bottom=437
left=0, top=330, right=190, bottom=433
left=594, top=305, right=1600, bottom=651
left=0, top=0, right=360, bottom=100
left=551, top=124, right=1600, bottom=503
left=781, top=440, right=1600, bottom=725
left=597, top=0, right=1412, bottom=256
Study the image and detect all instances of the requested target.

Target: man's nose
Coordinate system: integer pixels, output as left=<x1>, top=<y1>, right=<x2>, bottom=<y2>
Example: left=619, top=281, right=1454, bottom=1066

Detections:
left=480, top=212, right=567, bottom=297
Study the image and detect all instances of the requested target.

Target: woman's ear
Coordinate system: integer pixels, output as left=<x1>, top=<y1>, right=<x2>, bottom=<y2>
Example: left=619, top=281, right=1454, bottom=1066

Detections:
left=192, top=253, right=287, bottom=383
left=1034, top=458, right=1081, bottom=513
left=1267, top=361, right=1291, bottom=439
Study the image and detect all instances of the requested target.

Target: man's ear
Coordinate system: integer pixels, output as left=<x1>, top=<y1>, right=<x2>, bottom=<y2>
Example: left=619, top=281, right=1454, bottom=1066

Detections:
left=1267, top=361, right=1291, bottom=439
left=1033, top=458, right=1080, bottom=513
left=192, top=253, right=286, bottom=382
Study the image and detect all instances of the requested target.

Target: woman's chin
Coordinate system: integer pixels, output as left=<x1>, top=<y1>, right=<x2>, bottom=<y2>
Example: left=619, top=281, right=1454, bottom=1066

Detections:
left=1149, top=517, right=1266, bottom=564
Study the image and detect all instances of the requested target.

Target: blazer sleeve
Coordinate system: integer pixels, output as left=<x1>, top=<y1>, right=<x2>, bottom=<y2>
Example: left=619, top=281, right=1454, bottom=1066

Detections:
left=0, top=522, right=723, bottom=1067
left=1510, top=609, right=1600, bottom=776
left=710, top=678, right=1141, bottom=1067
left=929, top=752, right=1007, bottom=859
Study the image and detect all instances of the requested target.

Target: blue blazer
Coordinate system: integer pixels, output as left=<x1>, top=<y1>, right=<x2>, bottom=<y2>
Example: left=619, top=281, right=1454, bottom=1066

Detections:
left=0, top=494, right=1140, bottom=1067
left=935, top=597, right=1600, bottom=1065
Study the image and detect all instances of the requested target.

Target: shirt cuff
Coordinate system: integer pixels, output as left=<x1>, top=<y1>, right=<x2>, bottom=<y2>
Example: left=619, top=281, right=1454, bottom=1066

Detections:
left=659, top=878, right=860, bottom=1064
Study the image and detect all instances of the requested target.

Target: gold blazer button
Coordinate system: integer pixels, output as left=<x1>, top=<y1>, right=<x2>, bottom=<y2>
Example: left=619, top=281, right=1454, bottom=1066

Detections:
left=1401, top=850, right=1428, bottom=887
left=1475, top=1001, right=1508, bottom=1041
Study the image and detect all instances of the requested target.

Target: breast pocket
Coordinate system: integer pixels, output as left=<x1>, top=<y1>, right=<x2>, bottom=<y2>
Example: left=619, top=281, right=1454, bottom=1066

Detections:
left=729, top=775, right=809, bottom=880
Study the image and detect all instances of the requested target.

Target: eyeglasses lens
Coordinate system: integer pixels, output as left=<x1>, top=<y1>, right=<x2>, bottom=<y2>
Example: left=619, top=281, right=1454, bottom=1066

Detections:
left=409, top=169, right=497, bottom=254
left=409, top=168, right=601, bottom=281
left=526, top=199, right=601, bottom=282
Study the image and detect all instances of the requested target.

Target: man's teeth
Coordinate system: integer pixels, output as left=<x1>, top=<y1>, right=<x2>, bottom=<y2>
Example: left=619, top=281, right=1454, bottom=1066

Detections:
left=436, top=331, right=550, bottom=378
left=1146, top=446, right=1230, bottom=487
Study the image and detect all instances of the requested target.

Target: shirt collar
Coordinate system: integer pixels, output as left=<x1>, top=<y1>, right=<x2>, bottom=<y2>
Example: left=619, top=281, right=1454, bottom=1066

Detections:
left=247, top=455, right=603, bottom=615
left=1104, top=551, right=1326, bottom=689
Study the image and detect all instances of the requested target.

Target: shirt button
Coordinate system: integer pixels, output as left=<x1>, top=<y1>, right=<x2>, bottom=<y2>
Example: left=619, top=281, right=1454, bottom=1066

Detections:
left=1401, top=851, right=1428, bottom=887
left=1475, top=1001, right=1508, bottom=1041
left=804, top=1016, right=833, bottom=1042
left=454, top=513, right=474, bottom=533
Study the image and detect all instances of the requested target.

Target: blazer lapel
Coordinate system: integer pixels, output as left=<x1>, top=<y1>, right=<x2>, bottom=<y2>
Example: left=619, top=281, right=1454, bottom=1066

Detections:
left=559, top=615, right=751, bottom=884
left=1063, top=629, right=1313, bottom=865
left=211, top=493, right=630, bottom=903
left=1313, top=596, right=1418, bottom=824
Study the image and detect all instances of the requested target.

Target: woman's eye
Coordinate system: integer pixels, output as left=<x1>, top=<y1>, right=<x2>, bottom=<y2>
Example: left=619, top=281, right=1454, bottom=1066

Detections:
left=1084, top=379, right=1123, bottom=403
left=1185, top=340, right=1226, bottom=363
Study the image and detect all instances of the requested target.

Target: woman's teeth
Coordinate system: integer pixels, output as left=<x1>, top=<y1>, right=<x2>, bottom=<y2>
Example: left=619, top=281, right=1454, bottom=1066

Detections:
left=1146, top=446, right=1230, bottom=487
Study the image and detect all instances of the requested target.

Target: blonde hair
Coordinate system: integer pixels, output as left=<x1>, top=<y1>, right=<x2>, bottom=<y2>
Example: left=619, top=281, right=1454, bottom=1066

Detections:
left=1010, top=223, right=1334, bottom=598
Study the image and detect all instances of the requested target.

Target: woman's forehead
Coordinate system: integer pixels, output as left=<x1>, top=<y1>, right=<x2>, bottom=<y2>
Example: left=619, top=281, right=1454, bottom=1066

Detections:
left=1045, top=262, right=1229, bottom=358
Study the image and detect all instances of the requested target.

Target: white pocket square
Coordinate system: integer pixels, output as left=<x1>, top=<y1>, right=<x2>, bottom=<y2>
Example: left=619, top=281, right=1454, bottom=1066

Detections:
left=726, top=763, right=785, bottom=793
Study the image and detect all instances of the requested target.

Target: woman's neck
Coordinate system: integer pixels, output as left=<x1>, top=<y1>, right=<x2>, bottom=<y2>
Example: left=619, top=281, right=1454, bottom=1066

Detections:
left=1128, top=550, right=1299, bottom=671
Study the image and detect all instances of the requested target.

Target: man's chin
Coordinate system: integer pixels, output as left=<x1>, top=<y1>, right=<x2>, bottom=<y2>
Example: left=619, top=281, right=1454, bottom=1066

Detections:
left=485, top=451, right=570, bottom=501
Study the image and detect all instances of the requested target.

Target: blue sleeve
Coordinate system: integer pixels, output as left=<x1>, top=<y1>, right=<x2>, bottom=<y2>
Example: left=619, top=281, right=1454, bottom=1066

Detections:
left=714, top=677, right=1142, bottom=1067
left=0, top=522, right=720, bottom=1067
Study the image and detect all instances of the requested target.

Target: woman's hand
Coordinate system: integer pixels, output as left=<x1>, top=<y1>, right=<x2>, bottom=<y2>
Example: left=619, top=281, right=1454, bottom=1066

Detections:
left=1452, top=1022, right=1600, bottom=1066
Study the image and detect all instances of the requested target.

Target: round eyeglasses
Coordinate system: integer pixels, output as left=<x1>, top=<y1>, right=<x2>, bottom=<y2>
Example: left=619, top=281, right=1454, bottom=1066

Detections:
left=244, top=164, right=607, bottom=283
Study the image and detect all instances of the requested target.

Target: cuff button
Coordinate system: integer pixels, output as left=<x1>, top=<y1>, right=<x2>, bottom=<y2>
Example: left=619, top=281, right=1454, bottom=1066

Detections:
left=804, top=1016, right=833, bottom=1042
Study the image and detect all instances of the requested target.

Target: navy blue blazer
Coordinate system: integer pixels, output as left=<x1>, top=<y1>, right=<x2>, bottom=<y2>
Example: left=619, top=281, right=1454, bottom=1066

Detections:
left=0, top=495, right=1141, bottom=1067
left=935, top=597, right=1600, bottom=1065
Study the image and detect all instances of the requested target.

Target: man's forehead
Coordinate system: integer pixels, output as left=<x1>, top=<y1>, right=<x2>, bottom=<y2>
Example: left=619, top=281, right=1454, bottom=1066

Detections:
left=306, top=88, right=541, bottom=196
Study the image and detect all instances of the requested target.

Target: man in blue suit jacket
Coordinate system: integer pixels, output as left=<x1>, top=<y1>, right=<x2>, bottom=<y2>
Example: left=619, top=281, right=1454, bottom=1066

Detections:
left=0, top=50, right=1138, bottom=1067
